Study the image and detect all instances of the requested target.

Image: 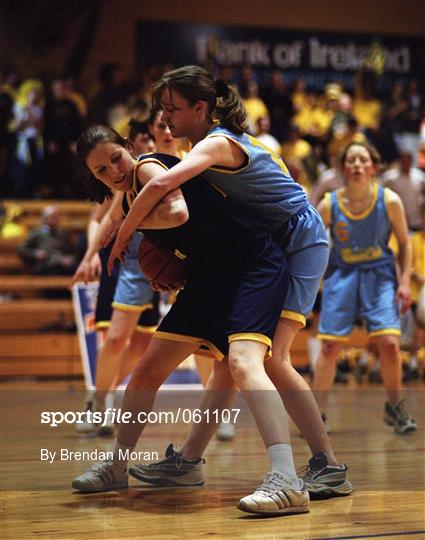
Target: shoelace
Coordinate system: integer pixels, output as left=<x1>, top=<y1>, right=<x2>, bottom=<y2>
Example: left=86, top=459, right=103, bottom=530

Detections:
left=87, top=460, right=114, bottom=473
left=256, top=472, right=289, bottom=494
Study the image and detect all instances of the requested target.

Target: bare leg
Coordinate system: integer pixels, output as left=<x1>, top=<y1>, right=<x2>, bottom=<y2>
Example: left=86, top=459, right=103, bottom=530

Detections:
left=117, top=338, right=199, bottom=448
left=312, top=339, right=343, bottom=413
left=116, top=331, right=153, bottom=385
left=95, top=309, right=141, bottom=408
left=182, top=359, right=237, bottom=459
left=267, top=319, right=339, bottom=464
left=194, top=353, right=214, bottom=386
left=228, top=340, right=290, bottom=447
left=372, top=335, right=402, bottom=405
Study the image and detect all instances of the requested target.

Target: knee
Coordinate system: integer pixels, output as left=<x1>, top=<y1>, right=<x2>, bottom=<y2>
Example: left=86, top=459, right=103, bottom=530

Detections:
left=376, top=336, right=400, bottom=359
left=130, top=357, right=166, bottom=389
left=228, top=344, right=263, bottom=385
left=103, top=332, right=128, bottom=354
left=321, top=340, right=341, bottom=360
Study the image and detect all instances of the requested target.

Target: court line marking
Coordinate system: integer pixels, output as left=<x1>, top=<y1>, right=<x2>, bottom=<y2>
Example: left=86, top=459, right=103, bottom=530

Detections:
left=311, top=530, right=425, bottom=540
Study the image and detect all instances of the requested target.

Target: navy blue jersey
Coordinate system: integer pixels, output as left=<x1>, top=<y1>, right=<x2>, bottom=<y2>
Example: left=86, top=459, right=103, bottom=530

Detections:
left=121, top=152, right=288, bottom=357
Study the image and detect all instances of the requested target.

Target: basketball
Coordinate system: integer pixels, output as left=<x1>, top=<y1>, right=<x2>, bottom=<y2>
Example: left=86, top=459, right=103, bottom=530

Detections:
left=138, top=236, right=188, bottom=287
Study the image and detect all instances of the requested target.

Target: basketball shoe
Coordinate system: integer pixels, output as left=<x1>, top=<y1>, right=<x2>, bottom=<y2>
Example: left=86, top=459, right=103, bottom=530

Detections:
left=72, top=461, right=128, bottom=492
left=299, top=453, right=353, bottom=498
left=384, top=400, right=417, bottom=434
left=129, top=444, right=205, bottom=486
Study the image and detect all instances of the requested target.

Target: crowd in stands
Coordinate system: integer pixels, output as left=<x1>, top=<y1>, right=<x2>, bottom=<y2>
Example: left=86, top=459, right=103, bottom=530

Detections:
left=1, top=61, right=424, bottom=382
left=1, top=62, right=424, bottom=203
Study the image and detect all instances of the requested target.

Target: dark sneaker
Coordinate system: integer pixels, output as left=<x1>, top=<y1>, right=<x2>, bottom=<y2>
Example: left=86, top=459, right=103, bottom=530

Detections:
left=300, top=453, right=353, bottom=499
left=384, top=400, right=417, bottom=434
left=129, top=444, right=205, bottom=487
left=238, top=472, right=309, bottom=515
left=72, top=460, right=128, bottom=492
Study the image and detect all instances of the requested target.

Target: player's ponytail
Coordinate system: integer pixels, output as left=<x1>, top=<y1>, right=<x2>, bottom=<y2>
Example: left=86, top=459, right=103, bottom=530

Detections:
left=152, top=65, right=248, bottom=135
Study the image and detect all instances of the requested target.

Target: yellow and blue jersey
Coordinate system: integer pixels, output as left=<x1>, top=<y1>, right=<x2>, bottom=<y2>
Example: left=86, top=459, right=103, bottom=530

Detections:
left=203, top=125, right=307, bottom=230
left=327, top=184, right=394, bottom=270
left=318, top=184, right=400, bottom=340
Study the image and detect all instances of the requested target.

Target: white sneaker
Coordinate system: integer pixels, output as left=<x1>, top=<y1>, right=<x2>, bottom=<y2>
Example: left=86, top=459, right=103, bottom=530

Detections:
left=238, top=472, right=310, bottom=515
left=75, top=400, right=99, bottom=436
left=72, top=460, right=128, bottom=492
left=216, top=422, right=235, bottom=441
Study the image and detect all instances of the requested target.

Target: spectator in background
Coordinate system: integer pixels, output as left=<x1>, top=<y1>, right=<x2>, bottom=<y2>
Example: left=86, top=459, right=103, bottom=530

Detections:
left=10, top=79, right=44, bottom=198
left=128, top=119, right=155, bottom=155
left=382, top=151, right=425, bottom=231
left=256, top=116, right=281, bottom=154
left=18, top=205, right=78, bottom=275
left=261, top=70, right=293, bottom=142
left=239, top=80, right=269, bottom=135
left=43, top=78, right=84, bottom=198
left=352, top=70, right=382, bottom=134
left=89, top=63, right=134, bottom=125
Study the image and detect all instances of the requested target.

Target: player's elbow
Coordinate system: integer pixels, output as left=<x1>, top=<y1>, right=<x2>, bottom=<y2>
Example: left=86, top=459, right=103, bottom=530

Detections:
left=171, top=205, right=189, bottom=226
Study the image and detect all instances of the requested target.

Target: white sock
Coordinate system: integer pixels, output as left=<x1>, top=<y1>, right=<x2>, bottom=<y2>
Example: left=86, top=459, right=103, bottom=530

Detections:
left=112, top=440, right=134, bottom=470
left=267, top=443, right=301, bottom=489
left=408, top=357, right=418, bottom=369
left=308, top=337, right=321, bottom=372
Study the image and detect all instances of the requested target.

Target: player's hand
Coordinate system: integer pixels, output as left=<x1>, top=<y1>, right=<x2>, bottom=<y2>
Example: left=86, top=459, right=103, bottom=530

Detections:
left=108, top=231, right=130, bottom=275
left=100, top=219, right=125, bottom=248
left=72, top=254, right=100, bottom=285
left=396, top=283, right=411, bottom=314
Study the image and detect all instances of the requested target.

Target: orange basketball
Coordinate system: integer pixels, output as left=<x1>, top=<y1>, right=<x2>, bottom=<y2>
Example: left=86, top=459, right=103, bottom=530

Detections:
left=138, top=236, right=188, bottom=288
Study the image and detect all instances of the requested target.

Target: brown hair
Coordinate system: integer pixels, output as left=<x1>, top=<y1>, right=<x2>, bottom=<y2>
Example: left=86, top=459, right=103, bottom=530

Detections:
left=76, top=125, right=128, bottom=203
left=152, top=65, right=248, bottom=135
left=340, top=141, right=381, bottom=168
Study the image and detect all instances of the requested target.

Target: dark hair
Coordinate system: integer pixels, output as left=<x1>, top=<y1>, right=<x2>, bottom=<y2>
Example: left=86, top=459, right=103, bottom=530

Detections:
left=128, top=118, right=150, bottom=142
left=340, top=141, right=381, bottom=168
left=76, top=125, right=127, bottom=203
left=148, top=104, right=162, bottom=126
left=152, top=65, right=248, bottom=135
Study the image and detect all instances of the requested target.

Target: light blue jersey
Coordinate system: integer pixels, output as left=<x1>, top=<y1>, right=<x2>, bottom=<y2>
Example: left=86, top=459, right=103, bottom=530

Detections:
left=202, top=125, right=329, bottom=325
left=327, top=184, right=394, bottom=269
left=203, top=125, right=308, bottom=229
left=319, top=185, right=400, bottom=340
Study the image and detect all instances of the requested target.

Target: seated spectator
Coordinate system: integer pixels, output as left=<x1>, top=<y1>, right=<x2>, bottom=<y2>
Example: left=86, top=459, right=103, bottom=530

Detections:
left=18, top=205, right=78, bottom=275
left=382, top=151, right=425, bottom=231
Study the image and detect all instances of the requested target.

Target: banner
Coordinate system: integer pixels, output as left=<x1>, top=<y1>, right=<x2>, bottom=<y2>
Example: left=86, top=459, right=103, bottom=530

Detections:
left=136, top=21, right=424, bottom=93
left=72, top=282, right=99, bottom=390
left=72, top=283, right=201, bottom=389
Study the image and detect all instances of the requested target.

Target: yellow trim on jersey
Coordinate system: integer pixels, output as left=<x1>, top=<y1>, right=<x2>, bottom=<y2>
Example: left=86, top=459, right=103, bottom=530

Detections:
left=174, top=249, right=187, bottom=260
left=337, top=182, right=379, bottom=221
left=280, top=310, right=307, bottom=327
left=95, top=321, right=111, bottom=330
left=153, top=331, right=224, bottom=360
left=111, top=302, right=153, bottom=313
left=384, top=188, right=391, bottom=214
left=205, top=179, right=228, bottom=198
left=369, top=328, right=401, bottom=338
left=228, top=332, right=272, bottom=349
left=135, top=325, right=157, bottom=334
left=317, top=334, right=350, bottom=342
left=205, top=133, right=251, bottom=174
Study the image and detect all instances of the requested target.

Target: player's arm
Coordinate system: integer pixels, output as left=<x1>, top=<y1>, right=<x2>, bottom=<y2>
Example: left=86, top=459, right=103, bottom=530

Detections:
left=72, top=193, right=123, bottom=284
left=117, top=137, right=232, bottom=240
left=135, top=162, right=189, bottom=230
left=317, top=193, right=332, bottom=227
left=386, top=189, right=412, bottom=312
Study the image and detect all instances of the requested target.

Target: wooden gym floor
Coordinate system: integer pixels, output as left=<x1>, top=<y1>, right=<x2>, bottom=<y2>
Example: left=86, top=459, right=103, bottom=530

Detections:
left=1, top=379, right=424, bottom=540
